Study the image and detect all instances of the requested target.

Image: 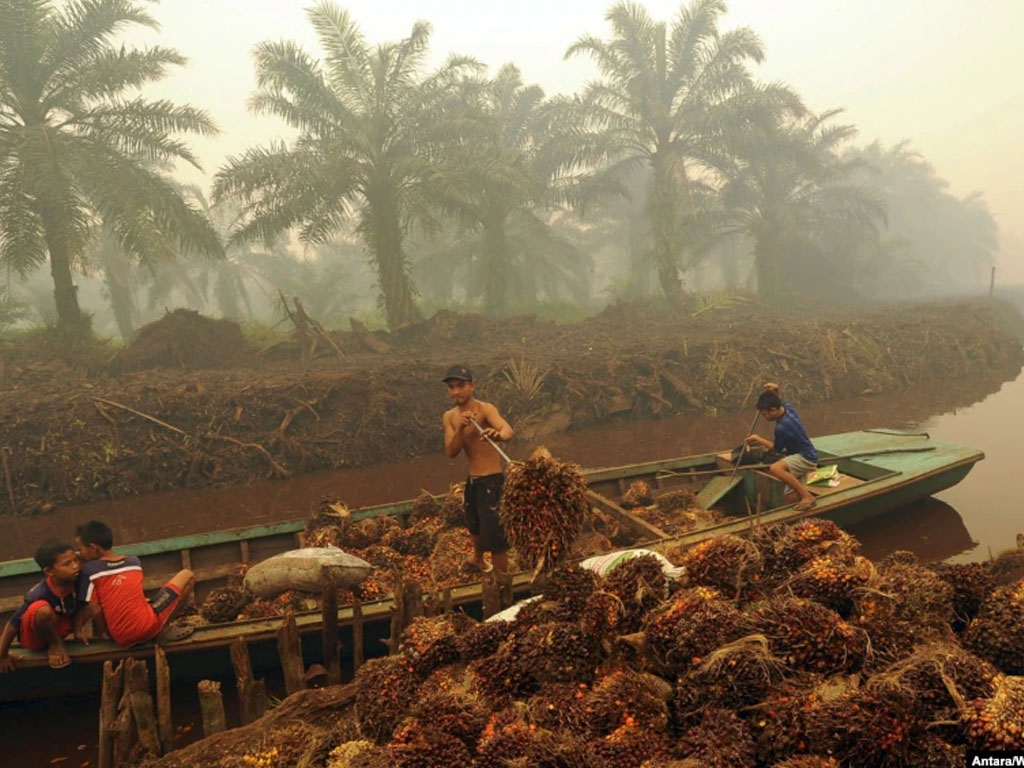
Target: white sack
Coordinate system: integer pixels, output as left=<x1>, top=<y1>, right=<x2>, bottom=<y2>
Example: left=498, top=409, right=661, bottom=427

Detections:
left=243, top=546, right=373, bottom=599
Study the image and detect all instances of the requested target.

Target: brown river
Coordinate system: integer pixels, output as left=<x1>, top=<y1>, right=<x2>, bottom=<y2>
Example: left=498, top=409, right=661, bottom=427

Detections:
left=2, top=363, right=1022, bottom=765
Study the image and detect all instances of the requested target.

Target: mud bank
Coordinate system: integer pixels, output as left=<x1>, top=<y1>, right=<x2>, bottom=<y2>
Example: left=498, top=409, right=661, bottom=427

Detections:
left=0, top=299, right=1020, bottom=515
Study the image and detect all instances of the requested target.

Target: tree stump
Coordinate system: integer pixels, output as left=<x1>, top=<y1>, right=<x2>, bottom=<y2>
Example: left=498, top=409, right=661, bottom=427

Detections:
left=198, top=680, right=227, bottom=737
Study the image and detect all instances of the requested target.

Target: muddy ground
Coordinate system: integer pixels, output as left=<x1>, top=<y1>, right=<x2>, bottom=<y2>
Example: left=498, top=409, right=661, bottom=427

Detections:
left=0, top=299, right=1020, bottom=516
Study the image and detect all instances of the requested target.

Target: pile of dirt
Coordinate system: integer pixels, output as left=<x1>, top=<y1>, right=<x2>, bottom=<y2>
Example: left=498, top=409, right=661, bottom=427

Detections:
left=149, top=527, right=1024, bottom=768
left=115, top=309, right=251, bottom=371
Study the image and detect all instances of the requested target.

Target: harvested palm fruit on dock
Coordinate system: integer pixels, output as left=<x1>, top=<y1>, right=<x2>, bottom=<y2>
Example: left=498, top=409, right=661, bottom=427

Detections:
left=500, top=446, right=589, bottom=574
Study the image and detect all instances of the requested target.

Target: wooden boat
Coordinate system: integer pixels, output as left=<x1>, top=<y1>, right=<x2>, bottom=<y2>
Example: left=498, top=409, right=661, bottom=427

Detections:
left=0, top=429, right=981, bottom=700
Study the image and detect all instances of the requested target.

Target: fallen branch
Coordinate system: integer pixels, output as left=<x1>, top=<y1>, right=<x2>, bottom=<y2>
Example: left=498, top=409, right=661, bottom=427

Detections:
left=92, top=397, right=186, bottom=436
left=93, top=400, right=118, bottom=428
left=203, top=432, right=290, bottom=478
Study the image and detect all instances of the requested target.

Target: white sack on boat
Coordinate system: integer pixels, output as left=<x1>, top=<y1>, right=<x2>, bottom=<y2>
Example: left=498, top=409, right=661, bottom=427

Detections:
left=243, top=547, right=373, bottom=598
left=580, top=549, right=686, bottom=581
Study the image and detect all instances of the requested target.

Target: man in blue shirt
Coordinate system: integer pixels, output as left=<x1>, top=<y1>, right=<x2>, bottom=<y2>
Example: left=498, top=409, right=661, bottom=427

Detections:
left=745, top=384, right=818, bottom=511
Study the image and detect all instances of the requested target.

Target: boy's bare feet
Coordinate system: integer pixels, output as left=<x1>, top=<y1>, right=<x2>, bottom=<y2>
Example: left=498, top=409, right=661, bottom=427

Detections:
left=48, top=642, right=71, bottom=669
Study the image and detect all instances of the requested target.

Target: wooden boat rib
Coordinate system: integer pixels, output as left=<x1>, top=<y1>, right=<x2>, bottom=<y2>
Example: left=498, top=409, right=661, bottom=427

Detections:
left=0, top=429, right=982, bottom=684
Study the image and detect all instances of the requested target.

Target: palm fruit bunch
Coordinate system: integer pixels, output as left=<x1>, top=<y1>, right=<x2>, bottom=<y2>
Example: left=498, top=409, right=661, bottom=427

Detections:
left=963, top=675, right=1024, bottom=752
left=338, top=515, right=402, bottom=550
left=581, top=589, right=627, bottom=637
left=644, top=587, right=748, bottom=675
left=990, top=543, right=1024, bottom=586
left=751, top=682, right=828, bottom=765
left=930, top=562, right=996, bottom=630
left=500, top=447, right=589, bottom=573
left=586, top=723, right=671, bottom=768
left=518, top=621, right=602, bottom=684
left=509, top=596, right=562, bottom=635
left=352, top=572, right=391, bottom=602
left=603, top=554, right=668, bottom=633
left=873, top=562, right=955, bottom=629
left=806, top=686, right=919, bottom=768
left=409, top=491, right=441, bottom=523
left=574, top=530, right=615, bottom=557
left=387, top=722, right=473, bottom=768
left=873, top=643, right=998, bottom=724
left=456, top=619, right=511, bottom=662
left=672, top=635, right=786, bottom=725
left=789, top=555, right=872, bottom=615
left=853, top=595, right=925, bottom=671
left=766, top=758, right=840, bottom=768
left=878, top=549, right=919, bottom=569
left=383, top=517, right=445, bottom=557
left=542, top=563, right=599, bottom=621
left=630, top=505, right=696, bottom=536
left=747, top=597, right=867, bottom=674
left=428, top=528, right=476, bottom=587
left=583, top=669, right=670, bottom=736
left=437, top=483, right=466, bottom=529
left=674, top=707, right=756, bottom=768
left=470, top=637, right=540, bottom=703
left=477, top=707, right=598, bottom=768
left=327, top=740, right=390, bottom=768
left=528, top=682, right=591, bottom=736
left=239, top=597, right=280, bottom=619
left=904, top=736, right=964, bottom=768
left=354, top=655, right=421, bottom=744
left=655, top=487, right=698, bottom=514
left=777, top=519, right=859, bottom=573
left=747, top=522, right=792, bottom=586
left=353, top=544, right=403, bottom=569
left=303, top=496, right=349, bottom=548
left=404, top=677, right=489, bottom=748
left=675, top=535, right=763, bottom=598
left=399, top=614, right=473, bottom=677
left=226, top=562, right=249, bottom=590
left=199, top=585, right=248, bottom=624
left=398, top=555, right=432, bottom=586
left=963, top=578, right=1024, bottom=673
left=621, top=480, right=654, bottom=509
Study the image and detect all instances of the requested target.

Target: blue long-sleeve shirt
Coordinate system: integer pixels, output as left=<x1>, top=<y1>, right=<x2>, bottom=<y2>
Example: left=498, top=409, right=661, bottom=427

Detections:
left=773, top=402, right=818, bottom=463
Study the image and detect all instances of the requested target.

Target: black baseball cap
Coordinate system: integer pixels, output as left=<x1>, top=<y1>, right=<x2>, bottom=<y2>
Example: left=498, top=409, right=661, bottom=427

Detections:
left=442, top=364, right=473, bottom=382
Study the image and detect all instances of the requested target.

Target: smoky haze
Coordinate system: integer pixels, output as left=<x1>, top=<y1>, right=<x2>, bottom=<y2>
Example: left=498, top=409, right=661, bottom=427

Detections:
left=128, top=0, right=1024, bottom=280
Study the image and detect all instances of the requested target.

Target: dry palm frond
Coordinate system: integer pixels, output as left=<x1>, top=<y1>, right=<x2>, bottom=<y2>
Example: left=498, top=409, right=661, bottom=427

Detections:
left=502, top=357, right=549, bottom=402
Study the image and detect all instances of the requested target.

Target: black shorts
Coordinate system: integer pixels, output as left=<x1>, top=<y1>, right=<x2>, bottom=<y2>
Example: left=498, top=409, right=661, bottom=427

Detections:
left=464, top=473, right=509, bottom=554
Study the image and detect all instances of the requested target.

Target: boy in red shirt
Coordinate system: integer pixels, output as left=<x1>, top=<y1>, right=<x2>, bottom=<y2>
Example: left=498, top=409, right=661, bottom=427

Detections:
left=74, top=520, right=196, bottom=646
left=0, top=540, right=81, bottom=670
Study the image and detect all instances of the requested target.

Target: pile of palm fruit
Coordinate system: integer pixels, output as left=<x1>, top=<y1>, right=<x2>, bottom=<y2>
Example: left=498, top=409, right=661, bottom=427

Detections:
left=318, top=522, right=1024, bottom=768
left=620, top=480, right=725, bottom=535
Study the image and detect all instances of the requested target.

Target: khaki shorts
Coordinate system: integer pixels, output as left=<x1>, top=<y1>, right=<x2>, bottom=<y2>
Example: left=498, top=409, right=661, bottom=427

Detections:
left=783, top=453, right=818, bottom=479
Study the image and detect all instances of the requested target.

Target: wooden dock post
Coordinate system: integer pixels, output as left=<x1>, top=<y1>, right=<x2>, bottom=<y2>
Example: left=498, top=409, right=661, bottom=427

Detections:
left=352, top=596, right=364, bottom=672
left=154, top=647, right=173, bottom=754
left=481, top=574, right=501, bottom=619
left=230, top=636, right=266, bottom=724
left=126, top=657, right=160, bottom=759
left=277, top=613, right=306, bottom=696
left=322, top=586, right=341, bottom=685
left=98, top=660, right=125, bottom=768
left=197, top=680, right=227, bottom=736
left=388, top=575, right=423, bottom=653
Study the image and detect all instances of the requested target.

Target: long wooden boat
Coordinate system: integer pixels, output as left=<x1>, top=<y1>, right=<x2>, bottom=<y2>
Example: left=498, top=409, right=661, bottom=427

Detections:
left=0, top=429, right=981, bottom=700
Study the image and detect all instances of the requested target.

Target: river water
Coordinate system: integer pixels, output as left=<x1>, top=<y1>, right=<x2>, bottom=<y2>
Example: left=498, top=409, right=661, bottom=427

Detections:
left=2, top=361, right=1022, bottom=766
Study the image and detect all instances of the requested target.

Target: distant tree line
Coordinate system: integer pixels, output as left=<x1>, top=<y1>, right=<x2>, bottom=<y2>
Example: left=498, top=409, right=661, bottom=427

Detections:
left=0, top=0, right=1002, bottom=336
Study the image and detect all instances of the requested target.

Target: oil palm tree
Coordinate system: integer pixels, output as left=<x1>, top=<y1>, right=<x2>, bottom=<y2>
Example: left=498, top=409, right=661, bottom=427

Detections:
left=215, top=2, right=478, bottom=329
left=0, top=0, right=222, bottom=334
left=716, top=109, right=886, bottom=298
left=431, top=64, right=587, bottom=315
left=566, top=0, right=799, bottom=303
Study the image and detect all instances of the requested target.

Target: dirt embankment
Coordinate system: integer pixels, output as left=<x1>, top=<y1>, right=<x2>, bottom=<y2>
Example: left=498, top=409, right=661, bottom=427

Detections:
left=0, top=300, right=1020, bottom=516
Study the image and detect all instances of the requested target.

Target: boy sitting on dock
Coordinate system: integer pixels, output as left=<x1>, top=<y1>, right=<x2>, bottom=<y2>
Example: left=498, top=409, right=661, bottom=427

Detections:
left=0, top=540, right=81, bottom=670
left=745, top=384, right=819, bottom=511
left=73, top=520, right=196, bottom=646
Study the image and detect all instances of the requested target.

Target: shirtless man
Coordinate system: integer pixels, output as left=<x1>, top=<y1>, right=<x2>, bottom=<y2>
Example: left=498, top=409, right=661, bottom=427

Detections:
left=442, top=364, right=515, bottom=573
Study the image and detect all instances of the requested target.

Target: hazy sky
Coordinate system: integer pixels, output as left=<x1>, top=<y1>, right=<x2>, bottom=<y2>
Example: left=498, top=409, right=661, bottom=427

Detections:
left=127, top=0, right=1024, bottom=278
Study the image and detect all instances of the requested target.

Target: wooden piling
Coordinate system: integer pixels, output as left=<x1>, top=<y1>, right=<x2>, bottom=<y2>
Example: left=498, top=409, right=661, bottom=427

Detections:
left=126, top=657, right=160, bottom=758
left=111, top=691, right=136, bottom=768
left=322, top=586, right=341, bottom=685
left=197, top=680, right=227, bottom=736
left=98, top=660, right=125, bottom=768
left=230, top=636, right=266, bottom=725
left=154, top=647, right=173, bottom=754
left=277, top=613, right=305, bottom=696
left=481, top=575, right=501, bottom=619
left=352, top=596, right=364, bottom=671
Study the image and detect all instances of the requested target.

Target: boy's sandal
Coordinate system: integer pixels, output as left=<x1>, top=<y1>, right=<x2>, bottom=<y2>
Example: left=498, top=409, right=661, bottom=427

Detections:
left=156, top=624, right=195, bottom=644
